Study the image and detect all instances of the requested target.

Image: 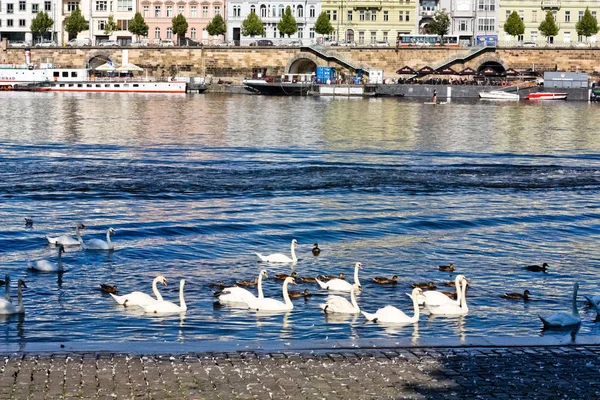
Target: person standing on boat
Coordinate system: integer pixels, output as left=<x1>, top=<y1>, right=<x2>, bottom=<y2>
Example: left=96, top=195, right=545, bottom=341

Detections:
left=432, top=89, right=438, bottom=104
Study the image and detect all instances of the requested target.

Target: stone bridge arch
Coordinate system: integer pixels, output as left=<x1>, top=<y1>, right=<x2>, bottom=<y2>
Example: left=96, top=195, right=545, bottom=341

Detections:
left=286, top=52, right=319, bottom=74
left=473, top=54, right=509, bottom=74
left=84, top=51, right=114, bottom=69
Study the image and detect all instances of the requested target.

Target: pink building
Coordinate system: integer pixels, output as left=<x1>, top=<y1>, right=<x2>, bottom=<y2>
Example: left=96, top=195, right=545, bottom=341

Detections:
left=138, top=0, right=226, bottom=44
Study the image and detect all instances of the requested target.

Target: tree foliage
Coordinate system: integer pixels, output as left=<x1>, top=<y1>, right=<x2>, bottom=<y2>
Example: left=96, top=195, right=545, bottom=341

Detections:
left=538, top=11, right=559, bottom=39
left=427, top=9, right=450, bottom=39
left=576, top=7, right=599, bottom=39
left=104, top=15, right=118, bottom=36
left=30, top=11, right=54, bottom=42
left=277, top=6, right=297, bottom=37
left=206, top=14, right=226, bottom=38
left=64, top=9, right=88, bottom=38
left=241, top=11, right=265, bottom=37
left=503, top=11, right=525, bottom=38
left=314, top=12, right=333, bottom=36
left=129, top=12, right=149, bottom=40
left=172, top=14, right=188, bottom=45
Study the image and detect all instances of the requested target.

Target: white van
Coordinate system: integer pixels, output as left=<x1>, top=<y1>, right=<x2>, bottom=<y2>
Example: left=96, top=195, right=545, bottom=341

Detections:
left=67, top=38, right=91, bottom=47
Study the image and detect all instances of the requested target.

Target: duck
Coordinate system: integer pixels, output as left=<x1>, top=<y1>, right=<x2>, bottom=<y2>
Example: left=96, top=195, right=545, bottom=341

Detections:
left=0, top=279, right=26, bottom=315
left=312, top=243, right=321, bottom=256
left=442, top=291, right=458, bottom=300
left=142, top=279, right=187, bottom=314
left=527, top=263, right=549, bottom=272
left=217, top=270, right=268, bottom=305
left=46, top=223, right=85, bottom=246
left=288, top=289, right=311, bottom=299
left=320, top=284, right=361, bottom=314
left=247, top=277, right=296, bottom=312
left=412, top=281, right=436, bottom=289
left=208, top=281, right=227, bottom=289
left=427, top=276, right=469, bottom=316
left=501, top=290, right=531, bottom=301
left=539, top=283, right=581, bottom=328
left=24, top=218, right=34, bottom=228
left=275, top=271, right=298, bottom=280
left=318, top=273, right=345, bottom=281
left=83, top=227, right=115, bottom=250
left=362, top=288, right=423, bottom=323
left=100, top=284, right=118, bottom=294
left=299, top=276, right=318, bottom=283
left=255, top=239, right=298, bottom=263
left=110, top=276, right=167, bottom=307
left=438, top=263, right=455, bottom=272
left=373, top=275, right=399, bottom=285
left=316, top=263, right=362, bottom=292
left=421, top=275, right=466, bottom=307
left=30, top=245, right=65, bottom=272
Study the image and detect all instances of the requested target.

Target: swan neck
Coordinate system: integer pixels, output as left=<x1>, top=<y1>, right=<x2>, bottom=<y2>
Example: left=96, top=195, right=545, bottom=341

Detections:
left=152, top=278, right=164, bottom=301
left=179, top=281, right=186, bottom=311
left=354, top=266, right=361, bottom=287
left=572, top=285, right=579, bottom=316
left=282, top=280, right=292, bottom=306
left=291, top=243, right=297, bottom=262
left=257, top=273, right=264, bottom=299
left=106, top=230, right=112, bottom=245
left=411, top=292, right=420, bottom=323
left=460, top=280, right=468, bottom=309
left=350, top=288, right=359, bottom=312
left=4, top=280, right=10, bottom=302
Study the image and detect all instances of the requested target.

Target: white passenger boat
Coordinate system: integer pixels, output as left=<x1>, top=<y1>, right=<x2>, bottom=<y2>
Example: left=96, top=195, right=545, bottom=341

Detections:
left=479, top=90, right=520, bottom=100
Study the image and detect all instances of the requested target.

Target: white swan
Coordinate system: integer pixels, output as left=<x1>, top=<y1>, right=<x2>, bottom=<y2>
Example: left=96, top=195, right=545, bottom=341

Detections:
left=421, top=275, right=466, bottom=307
left=3, top=275, right=10, bottom=301
left=362, top=288, right=423, bottom=323
left=110, top=276, right=167, bottom=307
left=142, top=279, right=187, bottom=314
left=84, top=227, right=116, bottom=250
left=0, top=279, right=26, bottom=315
left=316, top=262, right=362, bottom=292
left=427, top=276, right=469, bottom=316
left=217, top=270, right=268, bottom=305
left=46, top=223, right=85, bottom=246
left=539, top=283, right=581, bottom=328
left=256, top=239, right=298, bottom=263
left=320, top=284, right=361, bottom=314
left=30, top=245, right=65, bottom=272
left=247, top=277, right=295, bottom=312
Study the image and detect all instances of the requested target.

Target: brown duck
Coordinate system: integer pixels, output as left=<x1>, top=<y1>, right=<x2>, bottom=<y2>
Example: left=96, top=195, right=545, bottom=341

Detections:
left=318, top=273, right=345, bottom=281
left=502, top=290, right=531, bottom=300
left=312, top=243, right=321, bottom=256
left=208, top=281, right=227, bottom=289
left=100, top=284, right=118, bottom=294
left=438, top=263, right=455, bottom=272
left=526, top=263, right=549, bottom=272
left=299, top=276, right=317, bottom=283
left=412, top=281, right=436, bottom=289
left=275, top=271, right=298, bottom=280
left=236, top=278, right=259, bottom=287
left=373, top=275, right=400, bottom=284
left=288, top=289, right=311, bottom=299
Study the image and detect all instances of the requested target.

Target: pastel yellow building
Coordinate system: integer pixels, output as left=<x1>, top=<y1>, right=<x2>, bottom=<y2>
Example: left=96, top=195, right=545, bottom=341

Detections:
left=320, top=0, right=416, bottom=45
left=499, top=0, right=600, bottom=45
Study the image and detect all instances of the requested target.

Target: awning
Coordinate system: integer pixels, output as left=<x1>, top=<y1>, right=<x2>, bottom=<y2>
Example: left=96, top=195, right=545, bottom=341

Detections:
left=396, top=65, right=416, bottom=74
left=504, top=68, right=519, bottom=76
left=116, top=62, right=144, bottom=72
left=417, top=66, right=436, bottom=75
left=459, top=67, right=476, bottom=75
left=480, top=67, right=499, bottom=76
left=94, top=62, right=116, bottom=71
left=436, top=66, right=457, bottom=75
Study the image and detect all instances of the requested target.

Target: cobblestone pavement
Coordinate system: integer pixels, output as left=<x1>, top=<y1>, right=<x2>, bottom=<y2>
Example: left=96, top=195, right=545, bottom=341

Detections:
left=2, top=345, right=600, bottom=399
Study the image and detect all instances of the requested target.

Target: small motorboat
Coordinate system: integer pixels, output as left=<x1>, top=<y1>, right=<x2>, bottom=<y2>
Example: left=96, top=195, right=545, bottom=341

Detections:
left=479, top=90, right=520, bottom=100
left=526, top=92, right=568, bottom=100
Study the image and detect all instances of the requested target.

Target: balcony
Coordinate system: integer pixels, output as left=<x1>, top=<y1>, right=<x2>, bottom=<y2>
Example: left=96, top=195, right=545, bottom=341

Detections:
left=350, top=1, right=383, bottom=11
left=541, top=0, right=560, bottom=10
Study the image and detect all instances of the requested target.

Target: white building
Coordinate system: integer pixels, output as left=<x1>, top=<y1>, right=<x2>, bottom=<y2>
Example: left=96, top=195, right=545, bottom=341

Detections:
left=0, top=0, right=56, bottom=43
left=227, top=0, right=321, bottom=45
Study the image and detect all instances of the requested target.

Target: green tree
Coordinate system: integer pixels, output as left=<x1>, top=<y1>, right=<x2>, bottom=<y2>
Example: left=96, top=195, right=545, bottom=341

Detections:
left=30, top=11, right=54, bottom=43
left=206, top=14, right=226, bottom=40
left=576, top=7, right=599, bottom=42
left=104, top=15, right=118, bottom=36
left=427, top=9, right=450, bottom=41
left=538, top=11, right=559, bottom=41
left=64, top=8, right=88, bottom=39
left=314, top=11, right=333, bottom=36
left=277, top=6, right=297, bottom=38
left=128, top=12, right=149, bottom=41
left=241, top=11, right=265, bottom=37
left=172, top=14, right=188, bottom=45
left=503, top=11, right=525, bottom=39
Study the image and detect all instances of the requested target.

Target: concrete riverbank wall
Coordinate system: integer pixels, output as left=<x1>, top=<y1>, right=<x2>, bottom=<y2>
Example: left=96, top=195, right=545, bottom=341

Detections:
left=3, top=46, right=600, bottom=82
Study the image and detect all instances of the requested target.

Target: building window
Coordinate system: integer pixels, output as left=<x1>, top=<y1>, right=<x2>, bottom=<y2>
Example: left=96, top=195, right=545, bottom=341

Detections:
left=370, top=32, right=376, bottom=43
left=278, top=4, right=283, bottom=17
left=347, top=10, right=352, bottom=21
left=191, top=5, right=197, bottom=17
left=19, top=0, right=25, bottom=11
left=518, top=10, right=524, bottom=21
left=166, top=5, right=172, bottom=17
left=259, top=4, right=266, bottom=18
left=564, top=10, right=570, bottom=22
left=250, top=5, right=255, bottom=14
left=167, top=27, right=173, bottom=39
left=478, top=18, right=495, bottom=32
left=459, top=20, right=467, bottom=31
left=309, top=6, right=315, bottom=18
left=593, top=11, right=597, bottom=19
left=360, top=10, right=365, bottom=21
left=406, top=11, right=409, bottom=22
left=96, top=0, right=107, bottom=11
left=214, top=6, right=220, bottom=16
left=44, top=0, right=49, bottom=10
left=98, top=20, right=105, bottom=30
left=117, top=0, right=131, bottom=11
left=154, top=5, right=160, bottom=17
left=298, top=29, right=303, bottom=38
left=297, top=5, right=302, bottom=18
left=326, top=10, right=330, bottom=20
left=579, top=11, right=583, bottom=21
left=398, top=11, right=403, bottom=21
left=532, top=10, right=536, bottom=22
left=505, top=10, right=510, bottom=20
left=478, top=0, right=495, bottom=12
left=530, top=30, right=537, bottom=41
left=32, top=3, right=38, bottom=13
left=143, top=5, right=148, bottom=16
left=7, top=3, right=13, bottom=13
left=178, top=5, right=184, bottom=14
left=202, top=5, right=208, bottom=17
left=332, top=10, right=336, bottom=21
left=310, top=27, right=314, bottom=38
left=191, top=27, right=196, bottom=39
left=154, top=27, right=160, bottom=39
left=383, top=11, right=388, bottom=22
left=371, top=11, right=376, bottom=21
left=383, top=31, right=388, bottom=42
left=7, top=19, right=13, bottom=26
left=358, top=31, right=364, bottom=44
left=564, top=31, right=570, bottom=43
left=117, top=19, right=129, bottom=30
left=67, top=1, right=78, bottom=11
left=19, top=18, right=25, bottom=26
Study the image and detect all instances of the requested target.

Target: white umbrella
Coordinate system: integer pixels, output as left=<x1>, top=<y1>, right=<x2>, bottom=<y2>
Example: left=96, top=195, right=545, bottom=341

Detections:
left=116, top=62, right=143, bottom=72
left=94, top=62, right=116, bottom=71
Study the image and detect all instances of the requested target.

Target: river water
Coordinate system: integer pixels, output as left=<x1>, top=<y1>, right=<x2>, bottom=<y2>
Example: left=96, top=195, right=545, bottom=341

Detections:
left=1, top=92, right=600, bottom=348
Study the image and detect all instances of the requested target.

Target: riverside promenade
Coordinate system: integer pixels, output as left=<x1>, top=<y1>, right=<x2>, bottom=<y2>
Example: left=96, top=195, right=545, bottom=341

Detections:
left=2, top=336, right=600, bottom=399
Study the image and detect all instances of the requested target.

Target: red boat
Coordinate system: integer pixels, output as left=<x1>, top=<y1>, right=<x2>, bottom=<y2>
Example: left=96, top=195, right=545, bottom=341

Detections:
left=526, top=92, right=568, bottom=100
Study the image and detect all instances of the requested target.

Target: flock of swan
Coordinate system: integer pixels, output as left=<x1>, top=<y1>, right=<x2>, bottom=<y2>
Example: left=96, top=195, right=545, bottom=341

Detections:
left=2, top=225, right=597, bottom=331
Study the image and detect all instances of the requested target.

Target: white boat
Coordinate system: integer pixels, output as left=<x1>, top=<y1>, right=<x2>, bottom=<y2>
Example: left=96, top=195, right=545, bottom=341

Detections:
left=479, top=90, right=520, bottom=100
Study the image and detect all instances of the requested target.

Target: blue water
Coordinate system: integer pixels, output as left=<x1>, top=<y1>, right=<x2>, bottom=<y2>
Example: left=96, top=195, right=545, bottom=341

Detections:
left=2, top=92, right=600, bottom=347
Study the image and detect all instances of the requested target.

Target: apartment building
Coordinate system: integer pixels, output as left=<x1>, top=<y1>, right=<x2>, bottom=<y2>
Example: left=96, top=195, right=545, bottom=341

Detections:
left=0, top=0, right=55, bottom=43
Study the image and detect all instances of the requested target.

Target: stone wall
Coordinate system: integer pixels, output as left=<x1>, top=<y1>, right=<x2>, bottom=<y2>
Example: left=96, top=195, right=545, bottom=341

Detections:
left=2, top=46, right=600, bottom=82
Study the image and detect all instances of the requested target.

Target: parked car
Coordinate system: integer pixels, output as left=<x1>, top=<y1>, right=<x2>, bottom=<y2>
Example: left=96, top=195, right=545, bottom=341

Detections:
left=369, top=41, right=389, bottom=47
left=129, top=40, right=148, bottom=47
left=35, top=40, right=56, bottom=47
left=67, top=38, right=91, bottom=46
left=521, top=41, right=537, bottom=47
left=159, top=40, right=175, bottom=47
left=287, top=40, right=303, bottom=47
left=338, top=40, right=357, bottom=47
left=9, top=40, right=29, bottom=47
left=99, top=40, right=119, bottom=47
left=250, top=39, right=274, bottom=46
